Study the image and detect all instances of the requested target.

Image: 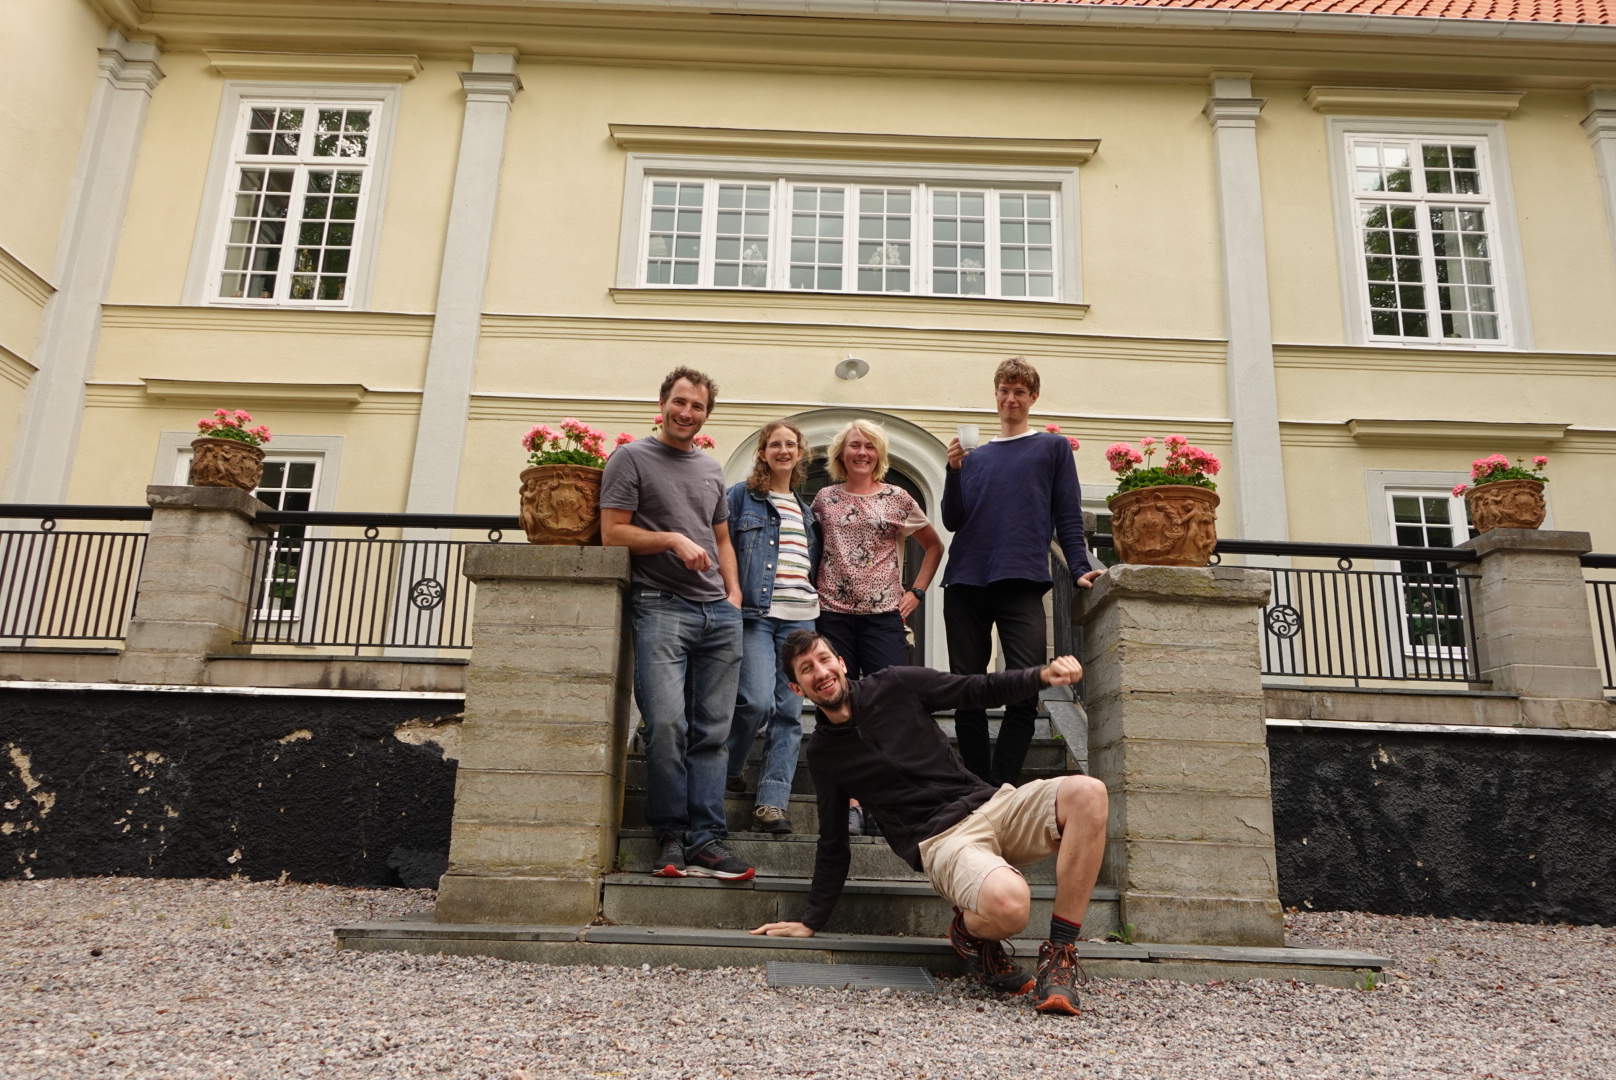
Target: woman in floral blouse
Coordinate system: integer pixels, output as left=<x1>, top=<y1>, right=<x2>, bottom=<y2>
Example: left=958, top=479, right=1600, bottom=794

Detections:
left=812, top=420, right=944, bottom=678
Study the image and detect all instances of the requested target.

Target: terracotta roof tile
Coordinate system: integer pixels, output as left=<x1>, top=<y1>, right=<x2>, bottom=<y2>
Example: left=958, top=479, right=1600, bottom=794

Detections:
left=988, top=0, right=1616, bottom=26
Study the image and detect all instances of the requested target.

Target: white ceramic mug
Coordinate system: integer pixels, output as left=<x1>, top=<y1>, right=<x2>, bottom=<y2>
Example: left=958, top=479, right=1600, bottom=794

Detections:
left=957, top=424, right=981, bottom=450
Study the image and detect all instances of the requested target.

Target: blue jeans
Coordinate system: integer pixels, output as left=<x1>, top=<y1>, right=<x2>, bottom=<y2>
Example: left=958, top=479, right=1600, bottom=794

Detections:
left=631, top=587, right=744, bottom=855
left=726, top=615, right=814, bottom=811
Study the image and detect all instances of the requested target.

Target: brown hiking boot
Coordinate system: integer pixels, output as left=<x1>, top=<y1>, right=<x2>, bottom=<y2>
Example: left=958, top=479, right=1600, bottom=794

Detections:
left=1032, top=941, right=1088, bottom=1016
left=947, top=909, right=1034, bottom=995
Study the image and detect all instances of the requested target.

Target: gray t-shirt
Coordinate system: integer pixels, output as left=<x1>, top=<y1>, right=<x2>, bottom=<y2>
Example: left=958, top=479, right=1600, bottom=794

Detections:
left=599, top=436, right=728, bottom=601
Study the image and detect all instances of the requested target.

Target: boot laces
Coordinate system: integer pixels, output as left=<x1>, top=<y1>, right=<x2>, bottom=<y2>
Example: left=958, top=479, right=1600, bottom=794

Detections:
left=1041, top=942, right=1090, bottom=987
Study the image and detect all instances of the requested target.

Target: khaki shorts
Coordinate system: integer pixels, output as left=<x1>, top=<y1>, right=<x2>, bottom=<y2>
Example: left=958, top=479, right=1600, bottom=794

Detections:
left=918, top=778, right=1064, bottom=914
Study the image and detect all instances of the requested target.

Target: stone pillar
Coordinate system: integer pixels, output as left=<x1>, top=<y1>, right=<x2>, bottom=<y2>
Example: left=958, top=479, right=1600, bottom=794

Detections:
left=1074, top=564, right=1284, bottom=946
left=1462, top=529, right=1608, bottom=728
left=1204, top=72, right=1290, bottom=544
left=1583, top=88, right=1616, bottom=273
left=436, top=545, right=633, bottom=925
left=5, top=31, right=164, bottom=503
left=115, top=485, right=268, bottom=686
left=403, top=48, right=522, bottom=517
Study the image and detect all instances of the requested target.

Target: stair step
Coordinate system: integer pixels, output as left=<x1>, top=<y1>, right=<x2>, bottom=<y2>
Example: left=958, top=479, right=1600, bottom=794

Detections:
left=600, top=872, right=1121, bottom=938
left=616, top=830, right=1056, bottom=883
left=337, top=919, right=1390, bottom=989
left=622, top=792, right=825, bottom=834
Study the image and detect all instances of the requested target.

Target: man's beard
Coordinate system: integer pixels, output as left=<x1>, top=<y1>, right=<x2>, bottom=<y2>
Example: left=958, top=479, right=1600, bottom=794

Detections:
left=812, top=679, right=849, bottom=712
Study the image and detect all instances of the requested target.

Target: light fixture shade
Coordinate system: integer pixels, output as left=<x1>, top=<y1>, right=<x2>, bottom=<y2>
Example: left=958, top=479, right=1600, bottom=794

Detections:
left=835, top=357, right=870, bottom=381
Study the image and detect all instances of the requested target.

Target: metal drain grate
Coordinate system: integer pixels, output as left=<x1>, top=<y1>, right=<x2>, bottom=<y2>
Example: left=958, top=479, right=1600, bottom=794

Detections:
left=766, top=962, right=939, bottom=992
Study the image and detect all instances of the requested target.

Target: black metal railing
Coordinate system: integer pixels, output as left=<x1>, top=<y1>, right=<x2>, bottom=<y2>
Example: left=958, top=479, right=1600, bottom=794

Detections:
left=1588, top=577, right=1616, bottom=691
left=1086, top=534, right=1482, bottom=686
left=240, top=514, right=519, bottom=653
left=0, top=517, right=148, bottom=645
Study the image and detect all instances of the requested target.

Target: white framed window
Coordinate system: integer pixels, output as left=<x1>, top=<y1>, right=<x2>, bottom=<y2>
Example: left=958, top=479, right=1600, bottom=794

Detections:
left=1385, top=488, right=1476, bottom=656
left=618, top=156, right=1081, bottom=304
left=185, top=83, right=400, bottom=309
left=1327, top=119, right=1531, bottom=349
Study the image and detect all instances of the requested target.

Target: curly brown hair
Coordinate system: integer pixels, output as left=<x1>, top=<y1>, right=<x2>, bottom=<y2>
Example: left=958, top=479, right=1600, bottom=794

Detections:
left=746, top=420, right=811, bottom=494
left=994, top=356, right=1041, bottom=397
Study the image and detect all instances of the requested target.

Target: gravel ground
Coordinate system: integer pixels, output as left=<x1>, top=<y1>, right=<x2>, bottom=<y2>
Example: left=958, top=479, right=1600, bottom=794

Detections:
left=2, top=877, right=1612, bottom=1079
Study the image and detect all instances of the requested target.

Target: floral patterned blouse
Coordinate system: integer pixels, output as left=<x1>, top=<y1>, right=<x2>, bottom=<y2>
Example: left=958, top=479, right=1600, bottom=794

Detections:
left=812, top=484, right=929, bottom=615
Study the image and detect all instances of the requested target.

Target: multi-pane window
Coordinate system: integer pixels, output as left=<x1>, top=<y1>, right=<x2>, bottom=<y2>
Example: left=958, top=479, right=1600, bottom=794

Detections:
left=1389, top=491, right=1475, bottom=652
left=1350, top=138, right=1502, bottom=343
left=253, top=459, right=320, bottom=617
left=213, top=102, right=377, bottom=305
left=790, top=187, right=845, bottom=291
left=932, top=191, right=986, bottom=296
left=640, top=176, right=1062, bottom=300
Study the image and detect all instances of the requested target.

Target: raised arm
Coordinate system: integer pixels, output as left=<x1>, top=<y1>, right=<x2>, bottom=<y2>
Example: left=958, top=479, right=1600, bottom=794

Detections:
left=900, top=665, right=1050, bottom=715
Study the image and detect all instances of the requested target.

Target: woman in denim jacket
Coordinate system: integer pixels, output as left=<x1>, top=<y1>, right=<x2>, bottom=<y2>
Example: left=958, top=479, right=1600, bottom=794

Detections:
left=723, top=420, right=821, bottom=835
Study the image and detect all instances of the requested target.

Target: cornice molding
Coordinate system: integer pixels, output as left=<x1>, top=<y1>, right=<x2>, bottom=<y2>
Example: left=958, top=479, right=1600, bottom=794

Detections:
left=205, top=50, right=423, bottom=82
left=608, top=287, right=1088, bottom=324
left=0, top=343, right=37, bottom=391
left=99, top=36, right=164, bottom=95
left=608, top=125, right=1099, bottom=166
left=100, top=305, right=434, bottom=338
left=1306, top=86, right=1524, bottom=119
left=140, top=378, right=369, bottom=406
left=1273, top=343, right=1616, bottom=378
left=1204, top=97, right=1265, bottom=128
left=458, top=70, right=522, bottom=105
left=1346, top=418, right=1567, bottom=447
left=0, top=245, right=54, bottom=308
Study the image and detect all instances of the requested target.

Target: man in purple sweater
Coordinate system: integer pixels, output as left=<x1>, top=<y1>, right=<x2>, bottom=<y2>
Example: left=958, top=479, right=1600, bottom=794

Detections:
left=941, top=357, right=1102, bottom=788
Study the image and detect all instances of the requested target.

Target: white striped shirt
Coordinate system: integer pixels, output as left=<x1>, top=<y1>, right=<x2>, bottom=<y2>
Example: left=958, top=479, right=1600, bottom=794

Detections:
left=767, top=491, right=820, bottom=621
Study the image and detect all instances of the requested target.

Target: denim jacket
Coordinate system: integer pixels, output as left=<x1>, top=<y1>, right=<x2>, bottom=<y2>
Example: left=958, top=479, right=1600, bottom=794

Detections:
left=726, top=481, right=821, bottom=618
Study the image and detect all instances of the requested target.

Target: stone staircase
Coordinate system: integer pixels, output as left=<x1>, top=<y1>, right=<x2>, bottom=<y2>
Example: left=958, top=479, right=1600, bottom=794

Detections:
left=338, top=701, right=1391, bottom=985
left=610, top=710, right=1122, bottom=939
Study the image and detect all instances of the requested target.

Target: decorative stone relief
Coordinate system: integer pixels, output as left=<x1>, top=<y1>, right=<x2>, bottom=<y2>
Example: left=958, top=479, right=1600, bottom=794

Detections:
left=1108, top=484, right=1220, bottom=567
left=1466, top=479, right=1546, bottom=533
left=188, top=437, right=265, bottom=491
left=519, top=465, right=603, bottom=545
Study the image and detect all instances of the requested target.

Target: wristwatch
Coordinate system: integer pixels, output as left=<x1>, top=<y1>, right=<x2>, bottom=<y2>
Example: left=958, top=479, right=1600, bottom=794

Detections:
left=908, top=586, right=926, bottom=601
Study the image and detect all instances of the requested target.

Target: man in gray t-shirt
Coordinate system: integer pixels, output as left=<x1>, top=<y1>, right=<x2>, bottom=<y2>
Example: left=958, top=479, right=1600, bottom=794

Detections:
left=599, top=367, right=754, bottom=882
left=599, top=436, right=728, bottom=600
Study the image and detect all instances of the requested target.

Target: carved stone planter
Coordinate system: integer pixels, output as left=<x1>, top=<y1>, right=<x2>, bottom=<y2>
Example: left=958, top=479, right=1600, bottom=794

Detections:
left=519, top=465, right=604, bottom=546
left=1465, top=478, right=1545, bottom=533
left=189, top=437, right=265, bottom=491
left=1108, top=484, right=1220, bottom=567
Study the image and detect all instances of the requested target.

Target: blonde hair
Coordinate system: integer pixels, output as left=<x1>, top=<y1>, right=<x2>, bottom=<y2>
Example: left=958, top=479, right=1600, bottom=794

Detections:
left=826, top=420, right=890, bottom=484
left=746, top=420, right=810, bottom=494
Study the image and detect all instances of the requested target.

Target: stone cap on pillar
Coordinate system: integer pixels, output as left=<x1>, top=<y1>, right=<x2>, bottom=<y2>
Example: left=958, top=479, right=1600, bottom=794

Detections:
left=463, top=544, right=631, bottom=584
left=1461, top=529, right=1592, bottom=558
left=1074, top=564, right=1272, bottom=625
left=146, top=484, right=263, bottom=520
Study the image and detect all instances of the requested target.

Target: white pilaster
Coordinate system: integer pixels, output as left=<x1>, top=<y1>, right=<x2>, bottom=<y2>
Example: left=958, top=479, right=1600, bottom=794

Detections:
left=404, top=49, right=522, bottom=515
left=1204, top=74, right=1290, bottom=542
left=3, top=31, right=163, bottom=503
left=1583, top=88, right=1616, bottom=275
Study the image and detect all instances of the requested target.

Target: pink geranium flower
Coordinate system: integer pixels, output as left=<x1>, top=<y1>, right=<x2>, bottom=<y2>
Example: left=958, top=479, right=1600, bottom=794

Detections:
left=1532, top=456, right=1548, bottom=468
left=693, top=434, right=716, bottom=450
left=1452, top=483, right=1469, bottom=498
left=614, top=432, right=635, bottom=448
left=1045, top=423, right=1062, bottom=433
left=1067, top=436, right=1081, bottom=451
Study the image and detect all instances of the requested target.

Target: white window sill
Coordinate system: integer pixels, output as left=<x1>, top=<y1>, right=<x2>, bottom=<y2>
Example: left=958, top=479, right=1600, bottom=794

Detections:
left=608, top=286, right=1088, bottom=322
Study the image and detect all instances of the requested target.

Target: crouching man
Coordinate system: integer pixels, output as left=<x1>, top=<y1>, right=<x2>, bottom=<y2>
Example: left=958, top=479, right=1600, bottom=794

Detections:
left=750, top=631, right=1108, bottom=1016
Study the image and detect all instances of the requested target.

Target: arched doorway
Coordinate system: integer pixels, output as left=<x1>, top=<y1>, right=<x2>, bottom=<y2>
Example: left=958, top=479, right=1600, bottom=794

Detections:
left=723, top=409, right=952, bottom=670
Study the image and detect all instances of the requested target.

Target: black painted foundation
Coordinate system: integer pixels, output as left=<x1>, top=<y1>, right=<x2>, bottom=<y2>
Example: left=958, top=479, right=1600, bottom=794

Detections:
left=5, top=687, right=1614, bottom=925
left=0, top=688, right=459, bottom=889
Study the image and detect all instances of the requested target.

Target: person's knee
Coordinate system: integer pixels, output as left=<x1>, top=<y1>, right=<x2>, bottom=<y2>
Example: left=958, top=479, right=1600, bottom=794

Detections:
left=975, top=870, right=1032, bottom=933
left=1058, top=775, right=1108, bottom=832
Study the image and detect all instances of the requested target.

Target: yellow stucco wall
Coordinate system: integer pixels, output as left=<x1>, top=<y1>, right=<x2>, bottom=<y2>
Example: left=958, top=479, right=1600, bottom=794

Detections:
left=0, top=0, right=106, bottom=471
left=9, top=12, right=1611, bottom=552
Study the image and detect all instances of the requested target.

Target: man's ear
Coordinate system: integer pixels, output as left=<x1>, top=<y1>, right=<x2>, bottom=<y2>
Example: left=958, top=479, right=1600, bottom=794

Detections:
left=788, top=680, right=804, bottom=697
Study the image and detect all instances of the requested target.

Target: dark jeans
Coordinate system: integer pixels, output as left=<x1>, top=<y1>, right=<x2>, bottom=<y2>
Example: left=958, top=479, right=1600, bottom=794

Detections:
left=944, top=580, right=1048, bottom=787
left=631, top=586, right=744, bottom=855
left=817, top=609, right=907, bottom=679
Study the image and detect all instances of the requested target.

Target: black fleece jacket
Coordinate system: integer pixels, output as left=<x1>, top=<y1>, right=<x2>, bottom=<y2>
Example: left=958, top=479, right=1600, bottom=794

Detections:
left=800, top=664, right=1046, bottom=931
